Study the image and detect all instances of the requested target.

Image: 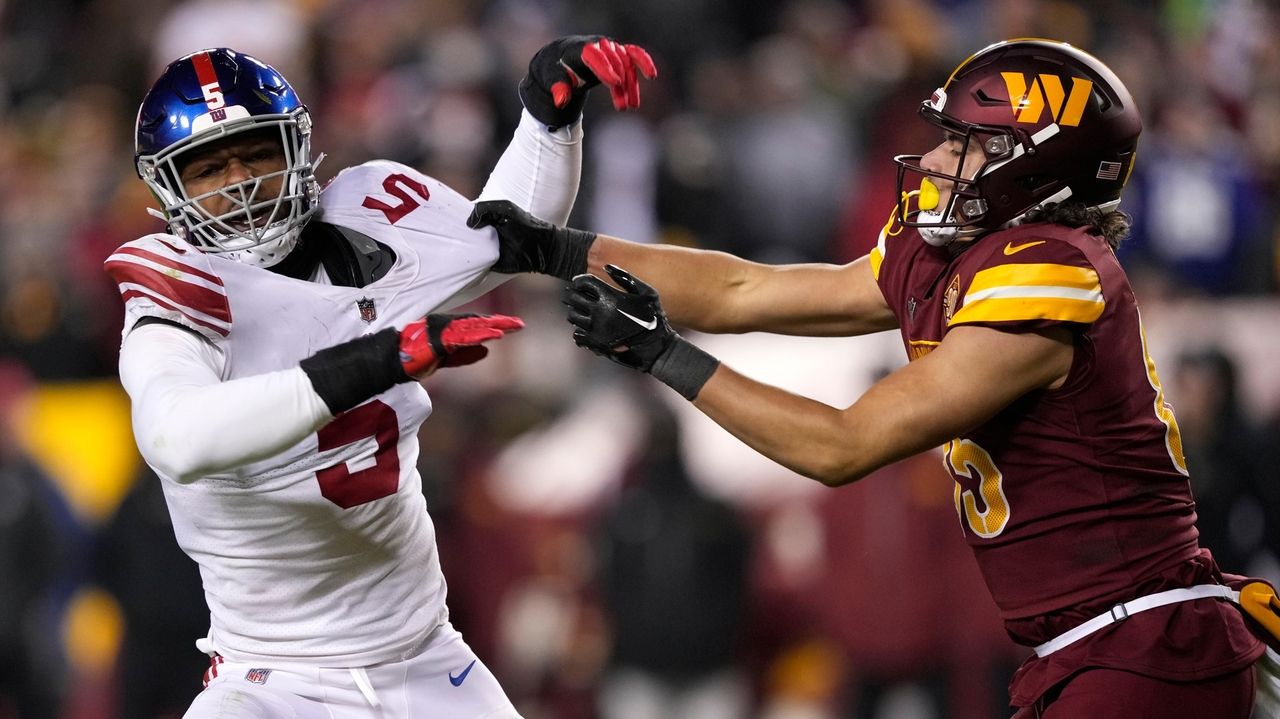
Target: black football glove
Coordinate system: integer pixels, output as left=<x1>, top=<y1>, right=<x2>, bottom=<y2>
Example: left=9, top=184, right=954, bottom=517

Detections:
left=563, top=265, right=719, bottom=400
left=467, top=199, right=596, bottom=280
left=520, top=35, right=657, bottom=129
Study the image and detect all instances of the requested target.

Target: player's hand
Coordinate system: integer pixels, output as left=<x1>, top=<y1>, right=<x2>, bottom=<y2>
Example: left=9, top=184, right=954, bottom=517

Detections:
left=520, top=35, right=657, bottom=129
left=563, top=265, right=721, bottom=400
left=399, top=313, right=524, bottom=378
left=562, top=265, right=674, bottom=371
left=467, top=199, right=595, bottom=280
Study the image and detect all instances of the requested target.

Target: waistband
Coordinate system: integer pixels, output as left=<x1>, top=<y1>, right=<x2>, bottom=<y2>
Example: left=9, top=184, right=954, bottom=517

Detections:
left=1034, top=584, right=1238, bottom=657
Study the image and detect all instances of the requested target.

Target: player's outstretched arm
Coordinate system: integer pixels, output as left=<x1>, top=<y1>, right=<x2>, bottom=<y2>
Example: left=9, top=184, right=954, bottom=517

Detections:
left=121, top=315, right=521, bottom=483
left=469, top=200, right=898, bottom=337
left=564, top=265, right=1073, bottom=485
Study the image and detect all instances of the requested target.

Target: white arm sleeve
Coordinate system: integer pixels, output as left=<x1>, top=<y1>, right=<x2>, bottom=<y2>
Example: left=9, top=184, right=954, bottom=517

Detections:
left=119, top=323, right=333, bottom=483
left=475, top=108, right=582, bottom=225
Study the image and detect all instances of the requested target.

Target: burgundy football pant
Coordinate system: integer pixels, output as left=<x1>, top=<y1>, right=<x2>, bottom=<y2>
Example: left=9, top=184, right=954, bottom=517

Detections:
left=1012, top=664, right=1254, bottom=719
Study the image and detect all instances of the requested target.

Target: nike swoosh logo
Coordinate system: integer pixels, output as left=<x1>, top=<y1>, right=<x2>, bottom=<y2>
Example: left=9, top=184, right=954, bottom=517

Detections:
left=449, top=659, right=476, bottom=687
left=1003, top=240, right=1046, bottom=255
left=617, top=308, right=658, bottom=331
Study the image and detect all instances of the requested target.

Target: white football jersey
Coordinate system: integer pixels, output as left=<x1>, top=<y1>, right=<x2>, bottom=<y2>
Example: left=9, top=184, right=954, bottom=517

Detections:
left=107, top=161, right=501, bottom=666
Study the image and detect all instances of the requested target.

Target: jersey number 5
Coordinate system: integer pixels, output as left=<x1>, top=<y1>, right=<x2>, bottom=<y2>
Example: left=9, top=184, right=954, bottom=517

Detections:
left=362, top=173, right=431, bottom=225
left=315, top=400, right=400, bottom=508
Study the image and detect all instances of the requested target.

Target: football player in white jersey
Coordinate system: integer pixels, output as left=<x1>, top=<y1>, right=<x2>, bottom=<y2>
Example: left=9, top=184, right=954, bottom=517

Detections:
left=106, top=39, right=655, bottom=719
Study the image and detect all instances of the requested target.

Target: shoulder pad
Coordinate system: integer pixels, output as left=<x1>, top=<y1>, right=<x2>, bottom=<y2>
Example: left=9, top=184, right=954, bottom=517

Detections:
left=105, top=234, right=232, bottom=341
left=949, top=233, right=1104, bottom=327
left=320, top=161, right=431, bottom=210
left=319, top=161, right=478, bottom=228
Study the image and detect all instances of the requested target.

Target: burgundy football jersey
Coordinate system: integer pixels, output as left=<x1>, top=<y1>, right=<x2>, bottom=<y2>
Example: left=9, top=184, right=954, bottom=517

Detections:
left=874, top=220, right=1199, bottom=619
left=872, top=221, right=1264, bottom=702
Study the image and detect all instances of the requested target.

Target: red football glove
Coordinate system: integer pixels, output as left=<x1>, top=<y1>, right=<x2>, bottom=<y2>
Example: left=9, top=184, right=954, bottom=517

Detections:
left=559, top=37, right=657, bottom=112
left=399, top=313, right=524, bottom=378
left=520, top=35, right=658, bottom=128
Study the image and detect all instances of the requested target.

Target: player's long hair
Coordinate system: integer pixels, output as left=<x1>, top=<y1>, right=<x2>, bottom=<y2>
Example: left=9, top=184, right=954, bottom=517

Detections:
left=1023, top=202, right=1132, bottom=250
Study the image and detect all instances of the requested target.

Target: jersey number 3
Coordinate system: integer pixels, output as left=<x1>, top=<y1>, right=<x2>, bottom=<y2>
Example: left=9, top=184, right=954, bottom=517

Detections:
left=315, top=400, right=400, bottom=508
left=946, top=438, right=1011, bottom=538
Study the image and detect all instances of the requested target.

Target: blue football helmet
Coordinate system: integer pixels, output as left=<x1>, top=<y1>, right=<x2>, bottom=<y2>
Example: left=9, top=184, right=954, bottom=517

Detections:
left=135, top=48, right=319, bottom=267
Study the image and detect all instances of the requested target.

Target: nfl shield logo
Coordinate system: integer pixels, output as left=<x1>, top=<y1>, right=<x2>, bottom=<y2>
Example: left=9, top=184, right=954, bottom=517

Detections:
left=245, top=668, right=271, bottom=684
left=356, top=297, right=377, bottom=323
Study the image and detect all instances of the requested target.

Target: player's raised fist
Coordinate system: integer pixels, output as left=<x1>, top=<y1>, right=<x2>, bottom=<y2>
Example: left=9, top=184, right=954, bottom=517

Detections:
left=399, top=313, right=524, bottom=378
left=520, top=35, right=657, bottom=129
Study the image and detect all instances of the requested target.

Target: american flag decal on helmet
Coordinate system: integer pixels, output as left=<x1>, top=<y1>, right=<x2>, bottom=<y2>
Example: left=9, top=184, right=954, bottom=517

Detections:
left=1096, top=161, right=1122, bottom=181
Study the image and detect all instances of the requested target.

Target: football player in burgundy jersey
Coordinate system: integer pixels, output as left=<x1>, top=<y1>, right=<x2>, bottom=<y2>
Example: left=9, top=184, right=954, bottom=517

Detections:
left=469, top=39, right=1280, bottom=717
left=107, top=39, right=654, bottom=718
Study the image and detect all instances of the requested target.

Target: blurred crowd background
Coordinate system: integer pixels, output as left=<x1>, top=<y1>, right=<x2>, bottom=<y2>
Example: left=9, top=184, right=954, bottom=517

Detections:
left=2, top=0, right=1280, bottom=717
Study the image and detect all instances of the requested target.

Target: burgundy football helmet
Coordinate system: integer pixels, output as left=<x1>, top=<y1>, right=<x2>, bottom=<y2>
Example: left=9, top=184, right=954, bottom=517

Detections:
left=894, top=39, right=1142, bottom=242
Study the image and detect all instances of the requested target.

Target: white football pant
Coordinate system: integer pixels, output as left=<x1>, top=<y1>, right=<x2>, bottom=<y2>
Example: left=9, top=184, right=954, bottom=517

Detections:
left=184, top=622, right=521, bottom=719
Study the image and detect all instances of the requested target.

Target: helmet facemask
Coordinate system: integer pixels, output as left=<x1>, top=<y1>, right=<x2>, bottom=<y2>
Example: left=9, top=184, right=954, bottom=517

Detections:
left=138, top=107, right=319, bottom=268
left=893, top=106, right=1026, bottom=246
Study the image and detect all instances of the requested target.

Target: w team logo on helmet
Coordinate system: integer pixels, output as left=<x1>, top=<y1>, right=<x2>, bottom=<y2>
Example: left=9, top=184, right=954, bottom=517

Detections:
left=999, top=73, right=1094, bottom=127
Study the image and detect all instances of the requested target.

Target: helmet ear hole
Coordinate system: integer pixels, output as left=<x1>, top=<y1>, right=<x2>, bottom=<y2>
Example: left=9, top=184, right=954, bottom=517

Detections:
left=984, top=135, right=1013, bottom=155
left=1017, top=174, right=1052, bottom=192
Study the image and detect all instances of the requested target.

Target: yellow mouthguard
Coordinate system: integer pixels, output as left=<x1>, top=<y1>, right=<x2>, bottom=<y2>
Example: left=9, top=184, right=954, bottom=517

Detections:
left=918, top=178, right=940, bottom=211
left=886, top=177, right=944, bottom=238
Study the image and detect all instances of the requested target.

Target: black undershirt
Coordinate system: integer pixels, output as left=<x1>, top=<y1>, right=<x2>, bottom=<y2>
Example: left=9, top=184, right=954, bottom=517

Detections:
left=269, top=221, right=397, bottom=288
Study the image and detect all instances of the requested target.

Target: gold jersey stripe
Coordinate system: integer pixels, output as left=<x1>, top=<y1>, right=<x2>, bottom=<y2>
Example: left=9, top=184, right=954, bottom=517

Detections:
left=870, top=222, right=893, bottom=281
left=950, top=294, right=1105, bottom=325
left=908, top=339, right=940, bottom=360
left=968, top=263, right=1101, bottom=294
left=954, top=261, right=1104, bottom=324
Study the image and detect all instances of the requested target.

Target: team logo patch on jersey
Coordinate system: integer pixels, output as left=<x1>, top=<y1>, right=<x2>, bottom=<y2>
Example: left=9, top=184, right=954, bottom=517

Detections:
left=942, top=274, right=961, bottom=324
left=357, top=297, right=377, bottom=323
left=245, top=668, right=272, bottom=684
